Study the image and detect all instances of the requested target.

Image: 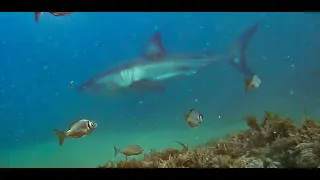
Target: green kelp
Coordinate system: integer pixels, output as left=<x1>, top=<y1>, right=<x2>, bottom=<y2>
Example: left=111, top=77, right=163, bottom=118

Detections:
left=98, top=111, right=320, bottom=168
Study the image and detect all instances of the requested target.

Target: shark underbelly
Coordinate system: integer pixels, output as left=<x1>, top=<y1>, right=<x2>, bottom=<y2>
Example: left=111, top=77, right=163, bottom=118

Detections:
left=138, top=59, right=202, bottom=81
left=152, top=70, right=197, bottom=80
left=95, top=73, right=132, bottom=89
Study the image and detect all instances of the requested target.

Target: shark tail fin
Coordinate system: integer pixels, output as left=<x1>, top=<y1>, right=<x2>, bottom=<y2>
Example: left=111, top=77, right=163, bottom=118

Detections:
left=227, top=22, right=260, bottom=78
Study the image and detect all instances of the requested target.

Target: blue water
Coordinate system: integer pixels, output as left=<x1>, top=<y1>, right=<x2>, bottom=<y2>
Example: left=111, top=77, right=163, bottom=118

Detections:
left=1, top=12, right=320, bottom=159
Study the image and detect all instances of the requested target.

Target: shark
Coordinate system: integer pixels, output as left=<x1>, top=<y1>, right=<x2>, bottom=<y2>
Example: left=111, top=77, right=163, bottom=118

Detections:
left=77, top=22, right=261, bottom=97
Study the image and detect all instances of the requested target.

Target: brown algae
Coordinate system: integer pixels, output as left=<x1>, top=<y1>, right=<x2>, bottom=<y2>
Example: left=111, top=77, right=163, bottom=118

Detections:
left=98, top=111, right=320, bottom=168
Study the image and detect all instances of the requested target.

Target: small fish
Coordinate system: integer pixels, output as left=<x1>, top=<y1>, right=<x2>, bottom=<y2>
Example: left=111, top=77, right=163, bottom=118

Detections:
left=50, top=12, right=73, bottom=16
left=245, top=74, right=261, bottom=92
left=114, top=145, right=144, bottom=158
left=184, top=109, right=203, bottom=127
left=34, top=12, right=73, bottom=22
left=69, top=81, right=74, bottom=88
left=54, top=119, right=97, bottom=146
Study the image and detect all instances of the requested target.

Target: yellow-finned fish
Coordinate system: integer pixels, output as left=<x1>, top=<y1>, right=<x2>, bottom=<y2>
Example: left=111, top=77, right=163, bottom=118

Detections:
left=245, top=74, right=261, bottom=92
left=184, top=109, right=203, bottom=127
left=54, top=119, right=97, bottom=146
left=114, top=145, right=144, bottom=157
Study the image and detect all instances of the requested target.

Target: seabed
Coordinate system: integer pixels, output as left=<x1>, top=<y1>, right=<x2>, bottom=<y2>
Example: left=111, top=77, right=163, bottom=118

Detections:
left=99, top=111, right=320, bottom=168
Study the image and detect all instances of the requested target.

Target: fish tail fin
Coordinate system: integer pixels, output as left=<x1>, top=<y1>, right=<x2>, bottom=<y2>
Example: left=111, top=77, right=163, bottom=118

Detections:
left=114, top=145, right=121, bottom=157
left=174, top=141, right=189, bottom=152
left=34, top=12, right=42, bottom=22
left=227, top=22, right=260, bottom=79
left=54, top=129, right=67, bottom=146
left=245, top=78, right=252, bottom=92
left=184, top=114, right=188, bottom=121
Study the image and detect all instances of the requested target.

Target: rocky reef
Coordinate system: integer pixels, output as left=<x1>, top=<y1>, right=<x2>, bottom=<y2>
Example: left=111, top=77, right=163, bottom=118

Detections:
left=98, top=111, right=320, bottom=168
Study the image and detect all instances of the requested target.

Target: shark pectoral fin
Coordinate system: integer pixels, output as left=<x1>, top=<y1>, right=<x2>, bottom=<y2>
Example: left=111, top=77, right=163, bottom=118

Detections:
left=143, top=31, right=166, bottom=60
left=130, top=80, right=166, bottom=93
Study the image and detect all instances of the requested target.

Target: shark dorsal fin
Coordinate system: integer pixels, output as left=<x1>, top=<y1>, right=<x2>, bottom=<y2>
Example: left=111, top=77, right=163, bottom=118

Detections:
left=143, top=31, right=165, bottom=60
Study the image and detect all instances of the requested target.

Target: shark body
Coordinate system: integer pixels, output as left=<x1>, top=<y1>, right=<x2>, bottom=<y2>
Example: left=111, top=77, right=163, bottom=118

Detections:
left=77, top=22, right=261, bottom=96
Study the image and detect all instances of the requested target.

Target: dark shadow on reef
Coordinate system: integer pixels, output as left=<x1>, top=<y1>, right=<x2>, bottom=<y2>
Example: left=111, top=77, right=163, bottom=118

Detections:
left=98, top=111, right=320, bottom=168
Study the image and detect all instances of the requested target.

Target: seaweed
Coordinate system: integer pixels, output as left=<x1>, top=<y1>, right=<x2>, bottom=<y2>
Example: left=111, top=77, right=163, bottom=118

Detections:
left=98, top=111, right=320, bottom=168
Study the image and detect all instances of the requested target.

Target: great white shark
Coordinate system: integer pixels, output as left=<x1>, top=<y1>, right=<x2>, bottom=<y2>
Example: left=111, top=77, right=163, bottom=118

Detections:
left=77, top=22, right=261, bottom=97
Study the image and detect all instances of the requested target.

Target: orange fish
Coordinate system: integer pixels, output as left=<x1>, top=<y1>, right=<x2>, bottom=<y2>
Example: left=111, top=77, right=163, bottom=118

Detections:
left=54, top=119, right=97, bottom=146
left=245, top=74, right=261, bottom=92
left=184, top=109, right=203, bottom=127
left=34, top=12, right=73, bottom=22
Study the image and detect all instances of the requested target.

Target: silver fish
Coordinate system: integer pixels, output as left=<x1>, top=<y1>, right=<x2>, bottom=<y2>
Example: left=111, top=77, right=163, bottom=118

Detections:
left=54, top=119, right=97, bottom=146
left=114, top=144, right=144, bottom=157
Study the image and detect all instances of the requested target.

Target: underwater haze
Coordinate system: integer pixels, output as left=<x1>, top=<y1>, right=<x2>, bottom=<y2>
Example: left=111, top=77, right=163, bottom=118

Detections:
left=0, top=12, right=320, bottom=167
